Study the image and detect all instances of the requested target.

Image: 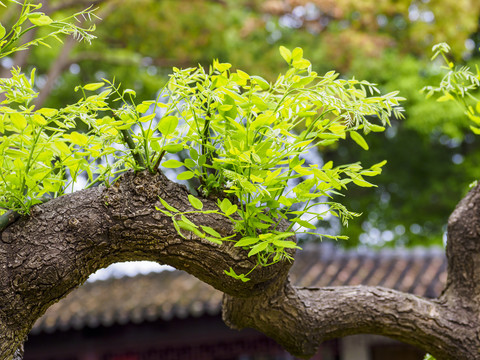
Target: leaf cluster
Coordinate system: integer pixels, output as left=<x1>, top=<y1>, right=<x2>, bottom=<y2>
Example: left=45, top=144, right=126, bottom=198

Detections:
left=153, top=46, right=404, bottom=280
left=0, top=1, right=98, bottom=59
left=423, top=43, right=480, bottom=136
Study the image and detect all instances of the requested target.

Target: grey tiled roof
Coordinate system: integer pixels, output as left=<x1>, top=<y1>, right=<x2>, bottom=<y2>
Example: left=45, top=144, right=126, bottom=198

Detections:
left=31, top=244, right=446, bottom=334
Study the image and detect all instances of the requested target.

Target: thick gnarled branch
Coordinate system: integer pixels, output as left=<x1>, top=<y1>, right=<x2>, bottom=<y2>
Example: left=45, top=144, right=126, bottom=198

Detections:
left=2, top=172, right=480, bottom=360
left=0, top=171, right=289, bottom=359
left=443, top=183, right=480, bottom=305
left=223, top=281, right=478, bottom=360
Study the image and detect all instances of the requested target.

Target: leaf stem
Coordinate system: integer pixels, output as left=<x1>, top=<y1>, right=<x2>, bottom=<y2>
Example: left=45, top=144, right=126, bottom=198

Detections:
left=119, top=128, right=146, bottom=169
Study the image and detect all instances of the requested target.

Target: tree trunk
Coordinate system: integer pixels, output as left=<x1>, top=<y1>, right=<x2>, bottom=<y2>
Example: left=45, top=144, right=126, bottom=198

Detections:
left=1, top=171, right=480, bottom=359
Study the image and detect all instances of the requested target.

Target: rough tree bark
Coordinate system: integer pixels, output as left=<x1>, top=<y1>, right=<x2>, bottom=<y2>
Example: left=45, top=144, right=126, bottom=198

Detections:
left=0, top=170, right=479, bottom=359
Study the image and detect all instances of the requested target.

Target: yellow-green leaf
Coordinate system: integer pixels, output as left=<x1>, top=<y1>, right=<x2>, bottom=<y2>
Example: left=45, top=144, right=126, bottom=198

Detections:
left=437, top=93, right=454, bottom=102
left=291, top=47, right=303, bottom=61
left=139, top=113, right=155, bottom=123
left=32, top=114, right=47, bottom=126
left=470, top=125, right=480, bottom=135
left=369, top=124, right=385, bottom=132
left=84, top=82, right=105, bottom=91
left=279, top=46, right=292, bottom=63
left=225, top=204, right=238, bottom=216
left=10, top=113, right=26, bottom=130
left=248, top=241, right=268, bottom=257
left=54, top=140, right=71, bottom=155
left=294, top=218, right=316, bottom=230
left=158, top=115, right=178, bottom=136
left=69, top=132, right=89, bottom=146
left=371, top=160, right=387, bottom=169
left=292, top=58, right=311, bottom=70
left=352, top=177, right=376, bottom=187
left=161, top=159, right=183, bottom=168
left=177, top=171, right=194, bottom=180
left=29, top=14, right=53, bottom=26
left=251, top=76, right=270, bottom=91
left=158, top=197, right=179, bottom=213
left=235, top=237, right=260, bottom=247
left=188, top=194, right=203, bottom=210
left=236, top=69, right=250, bottom=80
left=36, top=108, right=58, bottom=117
left=201, top=226, right=221, bottom=238
left=350, top=131, right=369, bottom=150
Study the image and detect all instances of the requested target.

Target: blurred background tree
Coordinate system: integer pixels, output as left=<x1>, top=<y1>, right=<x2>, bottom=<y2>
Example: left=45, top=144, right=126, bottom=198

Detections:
left=3, top=0, right=480, bottom=248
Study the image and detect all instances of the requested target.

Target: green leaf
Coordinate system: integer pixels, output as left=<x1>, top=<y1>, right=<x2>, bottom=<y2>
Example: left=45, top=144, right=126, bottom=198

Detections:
left=279, top=46, right=292, bottom=63
left=352, top=177, right=376, bottom=187
left=54, top=140, right=71, bottom=155
left=224, top=267, right=250, bottom=282
left=29, top=14, right=53, bottom=26
left=293, top=218, right=316, bottom=230
left=158, top=115, right=178, bottom=136
left=177, top=220, right=200, bottom=234
left=188, top=194, right=203, bottom=210
left=248, top=241, right=268, bottom=257
left=161, top=159, right=183, bottom=168
left=235, top=236, right=260, bottom=247
left=291, top=47, right=303, bottom=61
left=323, top=161, right=333, bottom=170
left=213, top=60, right=231, bottom=72
left=219, top=198, right=232, bottom=213
left=225, top=204, right=238, bottom=216
left=371, top=160, right=387, bottom=169
left=184, top=158, right=196, bottom=168
left=9, top=113, right=26, bottom=130
left=0, top=23, right=5, bottom=39
left=32, top=114, right=47, bottom=126
left=201, top=226, right=221, bottom=238
left=36, top=108, right=58, bottom=117
left=350, top=131, right=369, bottom=150
left=84, top=82, right=104, bottom=91
left=189, top=147, right=199, bottom=160
left=272, top=240, right=299, bottom=249
left=69, top=131, right=89, bottom=147
left=139, top=113, right=155, bottom=123
left=155, top=206, right=172, bottom=217
left=123, top=89, right=136, bottom=97
left=164, top=144, right=183, bottom=153
left=136, top=101, right=154, bottom=113
left=172, top=219, right=185, bottom=239
left=237, top=69, right=250, bottom=80
left=292, top=58, right=311, bottom=69
left=206, top=236, right=222, bottom=245
left=470, top=125, right=480, bottom=135
left=158, top=196, right=179, bottom=212
left=273, top=232, right=295, bottom=240
left=251, top=76, right=270, bottom=91
left=181, top=215, right=197, bottom=228
left=177, top=171, right=195, bottom=180
left=369, top=124, right=385, bottom=132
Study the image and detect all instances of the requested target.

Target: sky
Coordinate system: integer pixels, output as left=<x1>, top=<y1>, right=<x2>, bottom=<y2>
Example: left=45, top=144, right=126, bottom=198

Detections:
left=87, top=261, right=174, bottom=282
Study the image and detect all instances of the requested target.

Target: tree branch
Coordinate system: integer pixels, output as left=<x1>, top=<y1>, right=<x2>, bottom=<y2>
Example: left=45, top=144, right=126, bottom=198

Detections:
left=0, top=171, right=289, bottom=359
left=443, top=183, right=480, bottom=305
left=223, top=281, right=477, bottom=360
left=2, top=172, right=480, bottom=360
